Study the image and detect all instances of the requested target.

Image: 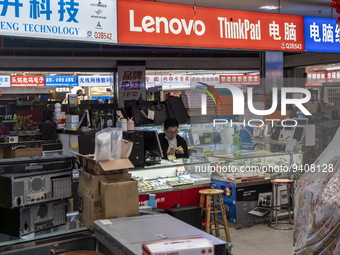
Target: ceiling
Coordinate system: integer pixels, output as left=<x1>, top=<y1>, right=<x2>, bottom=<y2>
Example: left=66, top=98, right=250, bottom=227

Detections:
left=153, top=0, right=336, bottom=18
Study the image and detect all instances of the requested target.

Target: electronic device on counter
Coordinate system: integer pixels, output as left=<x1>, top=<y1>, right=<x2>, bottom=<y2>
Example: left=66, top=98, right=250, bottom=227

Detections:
left=123, top=131, right=145, bottom=168
left=123, top=130, right=163, bottom=167
left=0, top=155, right=74, bottom=175
left=143, top=130, right=163, bottom=165
left=0, top=200, right=67, bottom=237
left=0, top=169, right=72, bottom=209
left=248, top=192, right=272, bottom=217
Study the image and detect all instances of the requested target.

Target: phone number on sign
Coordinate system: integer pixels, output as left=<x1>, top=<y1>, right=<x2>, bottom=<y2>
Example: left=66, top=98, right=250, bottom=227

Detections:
left=291, top=164, right=334, bottom=173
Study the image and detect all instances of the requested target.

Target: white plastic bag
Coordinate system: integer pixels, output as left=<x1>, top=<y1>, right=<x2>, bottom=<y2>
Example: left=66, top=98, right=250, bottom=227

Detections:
left=94, top=127, right=123, bottom=161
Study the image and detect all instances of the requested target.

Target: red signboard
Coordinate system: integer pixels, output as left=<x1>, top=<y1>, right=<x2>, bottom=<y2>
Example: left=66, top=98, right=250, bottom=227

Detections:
left=11, top=75, right=45, bottom=87
left=305, top=72, right=326, bottom=87
left=326, top=71, right=340, bottom=83
left=118, top=0, right=304, bottom=51
left=220, top=74, right=260, bottom=85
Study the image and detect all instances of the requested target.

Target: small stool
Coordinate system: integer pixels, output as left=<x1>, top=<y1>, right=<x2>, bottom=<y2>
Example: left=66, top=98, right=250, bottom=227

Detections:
left=269, top=179, right=294, bottom=230
left=199, top=189, right=231, bottom=242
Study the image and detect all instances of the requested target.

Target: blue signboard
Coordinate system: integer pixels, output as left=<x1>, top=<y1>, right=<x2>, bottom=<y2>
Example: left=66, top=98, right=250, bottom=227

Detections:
left=45, top=76, right=78, bottom=87
left=304, top=16, right=340, bottom=52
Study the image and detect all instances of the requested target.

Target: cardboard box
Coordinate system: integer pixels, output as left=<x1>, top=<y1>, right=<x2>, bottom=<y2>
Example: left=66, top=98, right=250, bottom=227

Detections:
left=142, top=237, right=214, bottom=255
left=83, top=156, right=134, bottom=175
left=4, top=147, right=42, bottom=158
left=100, top=180, right=140, bottom=219
left=78, top=170, right=136, bottom=230
left=78, top=191, right=102, bottom=231
left=78, top=170, right=132, bottom=198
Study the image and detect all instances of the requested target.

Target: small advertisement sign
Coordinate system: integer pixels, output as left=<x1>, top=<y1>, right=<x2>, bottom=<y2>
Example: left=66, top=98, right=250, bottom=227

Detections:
left=10, top=75, right=45, bottom=87
left=45, top=75, right=78, bottom=87
left=78, top=75, right=113, bottom=87
left=0, top=76, right=11, bottom=87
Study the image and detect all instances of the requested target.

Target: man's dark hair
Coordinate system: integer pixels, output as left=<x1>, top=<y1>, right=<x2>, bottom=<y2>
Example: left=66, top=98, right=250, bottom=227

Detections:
left=164, top=118, right=179, bottom=130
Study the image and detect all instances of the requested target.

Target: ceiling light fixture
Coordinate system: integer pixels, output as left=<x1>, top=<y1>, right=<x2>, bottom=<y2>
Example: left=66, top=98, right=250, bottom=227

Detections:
left=257, top=5, right=280, bottom=10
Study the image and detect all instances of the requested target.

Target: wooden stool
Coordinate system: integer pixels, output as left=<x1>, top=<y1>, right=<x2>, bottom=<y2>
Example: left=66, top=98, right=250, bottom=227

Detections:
left=268, top=179, right=294, bottom=230
left=199, top=189, right=231, bottom=242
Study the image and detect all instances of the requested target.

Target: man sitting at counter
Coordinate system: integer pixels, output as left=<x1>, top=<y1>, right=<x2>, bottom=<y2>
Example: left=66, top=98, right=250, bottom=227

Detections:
left=158, top=118, right=189, bottom=159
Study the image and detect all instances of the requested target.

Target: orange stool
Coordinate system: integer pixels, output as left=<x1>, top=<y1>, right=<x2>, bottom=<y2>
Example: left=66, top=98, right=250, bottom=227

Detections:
left=199, top=189, right=231, bottom=242
left=269, top=179, right=294, bottom=230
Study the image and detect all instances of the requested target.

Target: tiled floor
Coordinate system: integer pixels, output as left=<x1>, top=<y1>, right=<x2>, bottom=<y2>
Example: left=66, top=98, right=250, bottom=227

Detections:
left=219, top=224, right=294, bottom=255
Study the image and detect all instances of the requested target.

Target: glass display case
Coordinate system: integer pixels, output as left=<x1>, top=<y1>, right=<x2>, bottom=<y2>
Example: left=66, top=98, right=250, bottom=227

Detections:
left=129, top=158, right=211, bottom=194
left=208, top=151, right=304, bottom=182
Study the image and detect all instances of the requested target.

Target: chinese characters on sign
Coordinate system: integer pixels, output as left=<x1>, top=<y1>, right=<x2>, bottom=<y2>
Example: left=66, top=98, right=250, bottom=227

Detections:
left=45, top=75, right=78, bottom=87
left=118, top=0, right=304, bottom=51
left=0, top=76, right=11, bottom=87
left=79, top=75, right=113, bottom=87
left=326, top=71, right=340, bottom=83
left=118, top=66, right=146, bottom=108
left=11, top=75, right=45, bottom=87
left=161, top=75, right=191, bottom=90
left=145, top=75, right=162, bottom=91
left=190, top=75, right=220, bottom=86
left=305, top=71, right=340, bottom=86
left=220, top=75, right=260, bottom=85
left=304, top=16, right=340, bottom=52
left=0, top=0, right=79, bottom=22
left=305, top=72, right=326, bottom=86
left=0, top=0, right=117, bottom=43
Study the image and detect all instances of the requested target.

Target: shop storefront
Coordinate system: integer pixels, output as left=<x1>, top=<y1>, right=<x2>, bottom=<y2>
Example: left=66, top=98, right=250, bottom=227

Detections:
left=0, top=0, right=339, bottom=254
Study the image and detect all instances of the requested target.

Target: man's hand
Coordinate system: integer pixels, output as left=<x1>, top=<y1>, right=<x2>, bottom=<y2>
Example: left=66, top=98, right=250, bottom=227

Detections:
left=175, top=146, right=184, bottom=154
left=168, top=147, right=177, bottom=155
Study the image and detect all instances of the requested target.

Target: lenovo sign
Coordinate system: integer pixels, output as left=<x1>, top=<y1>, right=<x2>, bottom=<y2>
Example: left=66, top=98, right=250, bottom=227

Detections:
left=118, top=0, right=305, bottom=51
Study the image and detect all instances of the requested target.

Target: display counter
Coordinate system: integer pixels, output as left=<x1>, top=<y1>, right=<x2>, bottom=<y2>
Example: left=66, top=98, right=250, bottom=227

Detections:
left=209, top=151, right=304, bottom=182
left=130, top=158, right=212, bottom=209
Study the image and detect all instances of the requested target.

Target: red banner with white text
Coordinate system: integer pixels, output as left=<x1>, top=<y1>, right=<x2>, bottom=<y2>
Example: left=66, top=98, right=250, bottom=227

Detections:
left=118, top=0, right=304, bottom=51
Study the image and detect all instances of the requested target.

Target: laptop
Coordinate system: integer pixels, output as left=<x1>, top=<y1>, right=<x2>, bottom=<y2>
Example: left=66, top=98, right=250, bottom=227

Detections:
left=248, top=192, right=272, bottom=217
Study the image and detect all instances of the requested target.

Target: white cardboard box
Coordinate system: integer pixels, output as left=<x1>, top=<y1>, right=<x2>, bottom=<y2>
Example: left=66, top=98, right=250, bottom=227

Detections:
left=142, top=237, right=214, bottom=255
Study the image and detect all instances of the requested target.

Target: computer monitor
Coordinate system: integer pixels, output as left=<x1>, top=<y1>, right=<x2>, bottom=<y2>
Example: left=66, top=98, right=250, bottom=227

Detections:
left=143, top=131, right=163, bottom=162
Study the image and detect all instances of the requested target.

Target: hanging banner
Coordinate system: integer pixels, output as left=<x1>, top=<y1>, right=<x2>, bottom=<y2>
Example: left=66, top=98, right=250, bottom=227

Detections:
left=326, top=71, right=340, bottom=83
left=304, top=16, right=340, bottom=53
left=10, top=75, right=45, bottom=87
left=0, top=0, right=117, bottom=44
left=190, top=75, right=220, bottom=86
left=118, top=0, right=304, bottom=51
left=78, top=75, right=113, bottom=87
left=45, top=75, right=78, bottom=87
left=161, top=75, right=191, bottom=90
left=118, top=65, right=146, bottom=108
left=145, top=75, right=162, bottom=91
left=0, top=76, right=11, bottom=87
left=305, top=71, right=340, bottom=86
left=220, top=74, right=260, bottom=85
left=305, top=71, right=326, bottom=86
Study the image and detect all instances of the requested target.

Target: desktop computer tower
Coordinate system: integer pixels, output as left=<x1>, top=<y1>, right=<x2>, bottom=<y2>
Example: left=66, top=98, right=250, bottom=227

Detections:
left=165, top=206, right=202, bottom=229
left=123, top=131, right=145, bottom=168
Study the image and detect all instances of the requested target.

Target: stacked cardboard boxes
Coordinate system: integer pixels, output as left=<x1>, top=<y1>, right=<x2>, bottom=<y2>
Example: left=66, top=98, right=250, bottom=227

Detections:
left=78, top=155, right=139, bottom=231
